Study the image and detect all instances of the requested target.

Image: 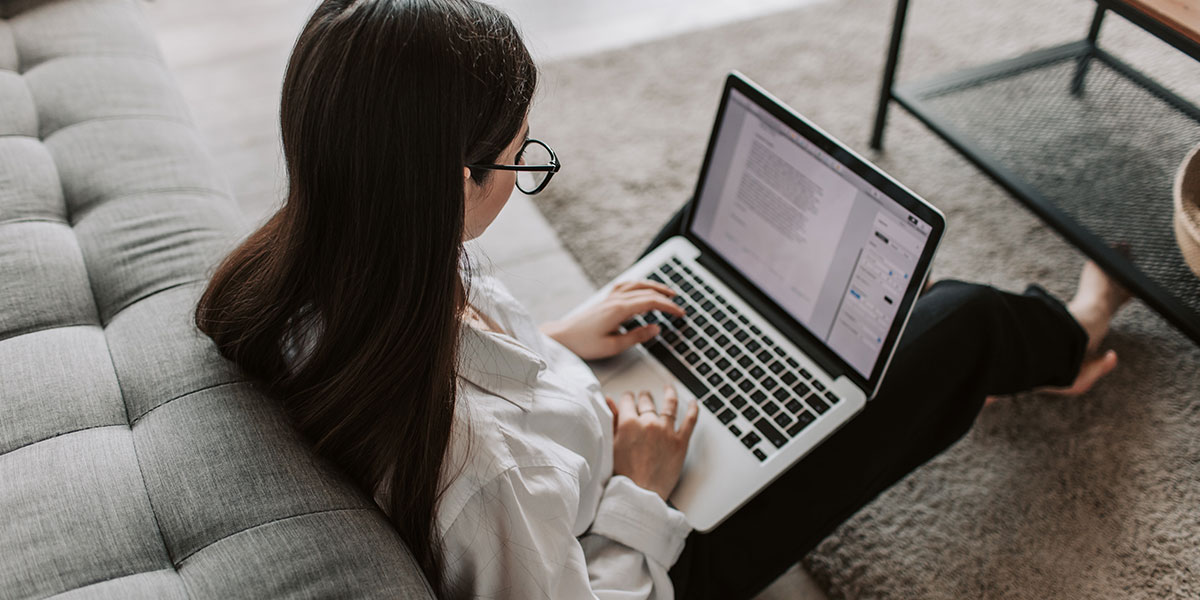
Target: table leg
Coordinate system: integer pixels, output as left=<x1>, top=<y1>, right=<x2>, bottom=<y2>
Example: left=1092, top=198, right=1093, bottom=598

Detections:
left=870, top=0, right=912, bottom=150
left=1070, top=4, right=1107, bottom=95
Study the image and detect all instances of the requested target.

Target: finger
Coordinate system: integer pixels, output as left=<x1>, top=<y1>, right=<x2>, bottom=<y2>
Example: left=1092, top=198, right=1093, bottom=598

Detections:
left=617, top=392, right=638, bottom=426
left=660, top=385, right=679, bottom=422
left=677, top=398, right=700, bottom=440
left=636, top=390, right=656, bottom=416
left=603, top=324, right=660, bottom=356
left=605, top=396, right=620, bottom=431
left=617, top=279, right=676, bottom=297
left=617, top=294, right=685, bottom=319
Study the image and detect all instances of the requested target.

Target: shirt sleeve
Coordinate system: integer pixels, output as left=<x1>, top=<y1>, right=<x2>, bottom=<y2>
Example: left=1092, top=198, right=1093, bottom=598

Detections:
left=441, top=467, right=691, bottom=600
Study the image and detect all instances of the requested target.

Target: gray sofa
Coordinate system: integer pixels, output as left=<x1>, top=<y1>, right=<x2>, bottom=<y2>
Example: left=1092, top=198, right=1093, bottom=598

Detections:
left=0, top=0, right=432, bottom=597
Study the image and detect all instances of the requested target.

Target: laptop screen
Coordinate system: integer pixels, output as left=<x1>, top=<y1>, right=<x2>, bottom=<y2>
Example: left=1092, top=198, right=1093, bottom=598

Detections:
left=690, top=87, right=935, bottom=379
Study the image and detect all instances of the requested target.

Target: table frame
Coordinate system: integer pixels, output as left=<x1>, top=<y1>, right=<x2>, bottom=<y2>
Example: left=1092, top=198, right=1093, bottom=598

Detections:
left=870, top=0, right=1200, bottom=345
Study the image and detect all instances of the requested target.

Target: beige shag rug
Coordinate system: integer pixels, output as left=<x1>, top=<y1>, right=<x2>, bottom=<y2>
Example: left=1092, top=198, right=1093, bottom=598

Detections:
left=529, top=0, right=1200, bottom=597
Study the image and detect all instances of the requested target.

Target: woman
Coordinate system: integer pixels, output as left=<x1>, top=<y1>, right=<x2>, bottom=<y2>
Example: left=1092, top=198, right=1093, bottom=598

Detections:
left=196, top=1, right=1130, bottom=598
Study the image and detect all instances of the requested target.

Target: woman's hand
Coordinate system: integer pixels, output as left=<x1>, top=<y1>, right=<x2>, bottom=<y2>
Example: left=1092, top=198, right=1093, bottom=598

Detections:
left=606, top=386, right=699, bottom=501
left=540, top=280, right=685, bottom=360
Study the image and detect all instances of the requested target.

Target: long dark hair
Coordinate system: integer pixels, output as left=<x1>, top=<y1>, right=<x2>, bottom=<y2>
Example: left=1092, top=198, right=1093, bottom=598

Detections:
left=195, top=0, right=536, bottom=593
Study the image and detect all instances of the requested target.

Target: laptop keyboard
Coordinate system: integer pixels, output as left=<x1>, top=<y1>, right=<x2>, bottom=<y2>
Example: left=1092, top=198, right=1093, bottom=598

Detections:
left=621, top=257, right=841, bottom=462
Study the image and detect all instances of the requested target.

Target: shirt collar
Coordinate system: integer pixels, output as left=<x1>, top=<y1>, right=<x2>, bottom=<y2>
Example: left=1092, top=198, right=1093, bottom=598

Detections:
left=457, top=325, right=545, bottom=412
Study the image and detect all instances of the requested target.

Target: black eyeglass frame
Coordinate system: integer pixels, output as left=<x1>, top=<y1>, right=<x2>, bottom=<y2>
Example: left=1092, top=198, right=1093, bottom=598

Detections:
left=468, top=138, right=561, bottom=195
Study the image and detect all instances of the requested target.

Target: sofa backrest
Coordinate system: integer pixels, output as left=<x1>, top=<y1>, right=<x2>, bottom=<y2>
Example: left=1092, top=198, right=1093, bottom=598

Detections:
left=0, top=1, right=433, bottom=597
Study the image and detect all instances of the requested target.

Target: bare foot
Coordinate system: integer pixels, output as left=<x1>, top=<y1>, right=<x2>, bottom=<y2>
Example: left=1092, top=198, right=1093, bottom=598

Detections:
left=1067, top=261, right=1132, bottom=355
left=1041, top=349, right=1119, bottom=396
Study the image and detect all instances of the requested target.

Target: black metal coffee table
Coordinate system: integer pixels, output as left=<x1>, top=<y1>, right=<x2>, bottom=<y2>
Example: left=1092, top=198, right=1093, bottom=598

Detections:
left=870, top=0, right=1200, bottom=345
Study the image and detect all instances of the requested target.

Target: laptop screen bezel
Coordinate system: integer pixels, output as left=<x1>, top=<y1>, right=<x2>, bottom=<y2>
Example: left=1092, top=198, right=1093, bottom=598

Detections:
left=682, top=72, right=945, bottom=396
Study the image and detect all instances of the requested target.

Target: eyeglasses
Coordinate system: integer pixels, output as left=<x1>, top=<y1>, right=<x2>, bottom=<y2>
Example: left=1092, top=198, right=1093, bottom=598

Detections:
left=468, top=138, right=560, bottom=195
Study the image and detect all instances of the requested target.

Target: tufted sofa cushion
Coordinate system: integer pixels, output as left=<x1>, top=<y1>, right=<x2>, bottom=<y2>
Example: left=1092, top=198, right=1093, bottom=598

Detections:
left=0, top=1, right=433, bottom=597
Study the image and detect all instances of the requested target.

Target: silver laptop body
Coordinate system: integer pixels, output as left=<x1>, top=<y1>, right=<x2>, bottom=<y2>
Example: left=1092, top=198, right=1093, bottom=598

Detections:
left=571, top=72, right=945, bottom=531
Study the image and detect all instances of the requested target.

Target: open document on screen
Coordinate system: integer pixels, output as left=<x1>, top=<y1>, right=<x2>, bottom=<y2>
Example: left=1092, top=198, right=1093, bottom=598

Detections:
left=692, top=89, right=932, bottom=377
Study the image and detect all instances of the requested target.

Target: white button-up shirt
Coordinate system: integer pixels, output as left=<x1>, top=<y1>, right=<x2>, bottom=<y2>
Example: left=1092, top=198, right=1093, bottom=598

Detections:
left=434, top=275, right=692, bottom=599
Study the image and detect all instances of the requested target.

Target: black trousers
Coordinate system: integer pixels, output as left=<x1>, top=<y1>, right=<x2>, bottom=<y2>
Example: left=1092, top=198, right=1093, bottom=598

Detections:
left=640, top=208, right=1089, bottom=599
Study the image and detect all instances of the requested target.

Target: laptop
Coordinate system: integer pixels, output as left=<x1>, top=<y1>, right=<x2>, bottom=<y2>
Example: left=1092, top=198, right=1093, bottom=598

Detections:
left=570, top=72, right=945, bottom=532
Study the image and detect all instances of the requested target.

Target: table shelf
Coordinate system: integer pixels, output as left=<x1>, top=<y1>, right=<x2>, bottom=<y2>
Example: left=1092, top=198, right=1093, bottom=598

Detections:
left=882, top=34, right=1200, bottom=343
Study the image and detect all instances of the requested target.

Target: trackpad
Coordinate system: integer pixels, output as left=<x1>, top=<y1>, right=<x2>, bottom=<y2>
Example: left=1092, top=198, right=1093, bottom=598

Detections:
left=601, top=356, right=692, bottom=427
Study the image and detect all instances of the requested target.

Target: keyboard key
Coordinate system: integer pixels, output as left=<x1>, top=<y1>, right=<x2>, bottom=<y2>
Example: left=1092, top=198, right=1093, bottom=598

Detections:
left=697, top=363, right=712, bottom=376
left=685, top=351, right=700, bottom=365
left=707, top=373, right=722, bottom=387
left=754, top=418, right=788, bottom=448
left=742, top=406, right=760, bottom=421
left=704, top=347, right=719, bottom=360
left=738, top=315, right=750, bottom=325
left=717, top=408, right=737, bottom=424
left=749, top=366, right=765, bottom=379
left=749, top=325, right=762, bottom=335
left=694, top=338, right=709, bottom=350
left=671, top=295, right=686, bottom=306
left=785, top=357, right=800, bottom=369
left=704, top=325, right=719, bottom=337
left=701, top=300, right=715, bottom=312
left=712, top=309, right=726, bottom=321
left=728, top=368, right=743, bottom=382
left=799, top=368, right=812, bottom=380
left=757, top=350, right=773, bottom=363
left=806, top=395, right=830, bottom=414
left=753, top=448, right=767, bottom=461
left=825, top=391, right=841, bottom=404
left=729, top=424, right=742, bottom=437
left=741, top=431, right=762, bottom=448
left=714, top=294, right=726, bottom=304
left=738, top=356, right=753, bottom=368
left=792, top=382, right=811, bottom=396
left=689, top=290, right=704, bottom=302
left=719, top=384, right=735, bottom=397
left=762, top=336, right=775, bottom=347
left=781, top=372, right=797, bottom=385
left=785, top=399, right=803, bottom=413
left=768, top=361, right=784, bottom=374
left=703, top=285, right=715, bottom=294
left=702, top=396, right=723, bottom=413
left=734, top=330, right=749, bottom=342
left=773, top=412, right=793, bottom=428
left=715, top=357, right=731, bottom=370
left=730, top=396, right=747, bottom=409
left=787, top=413, right=814, bottom=436
left=738, top=379, right=754, bottom=392
left=722, top=319, right=738, bottom=331
left=772, top=387, right=789, bottom=401
left=750, top=390, right=767, bottom=404
left=729, top=346, right=743, bottom=358
left=795, top=410, right=816, bottom=427
left=812, top=380, right=826, bottom=392
left=761, top=402, right=780, bottom=416
left=746, top=340, right=761, bottom=353
left=773, top=346, right=786, bottom=357
left=646, top=343, right=707, bottom=398
left=762, top=378, right=778, bottom=392
left=681, top=281, right=694, bottom=293
left=715, top=334, right=729, bottom=346
left=648, top=272, right=664, bottom=283
left=694, top=315, right=709, bottom=327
